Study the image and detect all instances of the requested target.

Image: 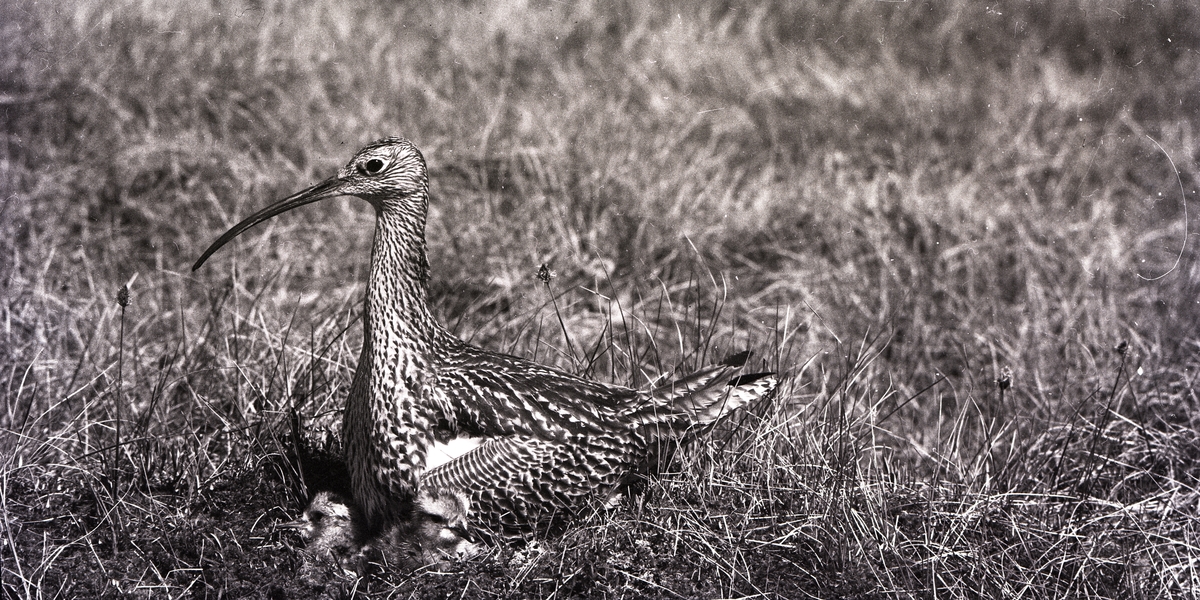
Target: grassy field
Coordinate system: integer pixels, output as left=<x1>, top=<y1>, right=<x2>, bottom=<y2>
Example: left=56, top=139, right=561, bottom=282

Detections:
left=3, top=0, right=1199, bottom=597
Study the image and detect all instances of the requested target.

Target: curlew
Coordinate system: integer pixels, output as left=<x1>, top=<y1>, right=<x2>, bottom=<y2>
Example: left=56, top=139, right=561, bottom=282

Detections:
left=285, top=489, right=475, bottom=577
left=370, top=486, right=478, bottom=568
left=283, top=491, right=358, bottom=582
left=195, top=138, right=777, bottom=541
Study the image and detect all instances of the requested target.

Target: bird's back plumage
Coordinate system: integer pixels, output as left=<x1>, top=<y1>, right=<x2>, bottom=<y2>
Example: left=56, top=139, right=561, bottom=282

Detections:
left=422, top=351, right=778, bottom=540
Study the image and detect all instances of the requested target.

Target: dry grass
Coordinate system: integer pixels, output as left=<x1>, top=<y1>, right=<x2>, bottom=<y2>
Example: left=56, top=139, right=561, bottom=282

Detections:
left=2, top=0, right=1198, bottom=598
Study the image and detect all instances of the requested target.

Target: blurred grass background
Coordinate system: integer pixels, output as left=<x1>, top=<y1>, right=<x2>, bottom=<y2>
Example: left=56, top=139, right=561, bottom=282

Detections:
left=2, top=0, right=1199, bottom=598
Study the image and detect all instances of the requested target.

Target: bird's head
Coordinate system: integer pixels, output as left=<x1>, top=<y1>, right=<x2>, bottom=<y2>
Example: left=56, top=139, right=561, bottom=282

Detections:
left=283, top=490, right=354, bottom=544
left=192, top=137, right=428, bottom=271
left=333, top=137, right=427, bottom=203
left=414, top=487, right=477, bottom=560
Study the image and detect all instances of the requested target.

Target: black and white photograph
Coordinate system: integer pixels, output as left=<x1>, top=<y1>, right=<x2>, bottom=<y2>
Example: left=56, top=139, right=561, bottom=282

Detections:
left=2, top=1, right=1197, bottom=597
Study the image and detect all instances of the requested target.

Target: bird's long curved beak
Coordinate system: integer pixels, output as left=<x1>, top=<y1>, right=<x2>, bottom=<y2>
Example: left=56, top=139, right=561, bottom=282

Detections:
left=192, top=176, right=346, bottom=271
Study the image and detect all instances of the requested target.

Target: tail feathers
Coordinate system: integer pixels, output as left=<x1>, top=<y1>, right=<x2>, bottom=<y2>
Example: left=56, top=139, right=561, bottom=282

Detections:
left=641, top=352, right=778, bottom=432
left=686, top=372, right=777, bottom=425
left=650, top=351, right=752, bottom=403
left=725, top=371, right=775, bottom=388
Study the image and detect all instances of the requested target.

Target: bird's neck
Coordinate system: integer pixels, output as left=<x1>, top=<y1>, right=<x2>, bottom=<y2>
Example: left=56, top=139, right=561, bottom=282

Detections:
left=363, top=204, right=440, bottom=355
left=345, top=201, right=444, bottom=527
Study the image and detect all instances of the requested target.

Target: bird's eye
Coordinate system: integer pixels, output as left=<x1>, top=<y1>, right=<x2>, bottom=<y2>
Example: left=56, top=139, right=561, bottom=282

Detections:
left=359, top=158, right=387, bottom=175
left=310, top=511, right=324, bottom=523
left=426, top=513, right=447, bottom=525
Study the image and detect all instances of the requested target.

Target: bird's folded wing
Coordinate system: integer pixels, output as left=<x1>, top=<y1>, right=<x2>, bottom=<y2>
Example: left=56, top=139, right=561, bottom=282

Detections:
left=420, top=435, right=622, bottom=538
